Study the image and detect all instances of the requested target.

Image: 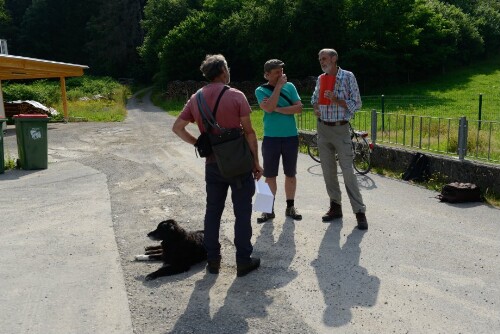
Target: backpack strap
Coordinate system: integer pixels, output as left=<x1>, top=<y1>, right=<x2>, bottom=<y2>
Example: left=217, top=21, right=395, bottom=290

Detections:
left=260, top=84, right=294, bottom=106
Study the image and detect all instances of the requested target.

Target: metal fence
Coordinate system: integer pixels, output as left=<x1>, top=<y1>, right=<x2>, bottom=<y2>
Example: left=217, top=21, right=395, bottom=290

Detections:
left=362, top=94, right=500, bottom=122
left=295, top=109, right=500, bottom=163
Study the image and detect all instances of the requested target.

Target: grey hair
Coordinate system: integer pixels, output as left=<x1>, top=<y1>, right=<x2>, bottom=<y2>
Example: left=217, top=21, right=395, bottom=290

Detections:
left=319, top=48, right=338, bottom=58
left=200, top=54, right=227, bottom=81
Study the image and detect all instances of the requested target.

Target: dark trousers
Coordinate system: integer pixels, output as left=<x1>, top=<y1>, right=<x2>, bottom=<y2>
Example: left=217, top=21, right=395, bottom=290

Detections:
left=204, top=163, right=255, bottom=264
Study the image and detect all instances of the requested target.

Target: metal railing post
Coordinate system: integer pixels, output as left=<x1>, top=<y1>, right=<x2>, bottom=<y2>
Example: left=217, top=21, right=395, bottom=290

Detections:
left=458, top=116, right=468, bottom=161
left=381, top=95, right=385, bottom=131
left=478, top=93, right=483, bottom=131
left=371, top=109, right=377, bottom=144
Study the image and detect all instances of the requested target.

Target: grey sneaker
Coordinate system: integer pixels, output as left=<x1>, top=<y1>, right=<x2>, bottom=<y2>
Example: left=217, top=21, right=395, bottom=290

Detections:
left=285, top=206, right=302, bottom=220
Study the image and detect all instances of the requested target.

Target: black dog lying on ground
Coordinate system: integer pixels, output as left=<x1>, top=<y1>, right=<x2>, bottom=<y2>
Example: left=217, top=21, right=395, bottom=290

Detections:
left=135, top=219, right=207, bottom=280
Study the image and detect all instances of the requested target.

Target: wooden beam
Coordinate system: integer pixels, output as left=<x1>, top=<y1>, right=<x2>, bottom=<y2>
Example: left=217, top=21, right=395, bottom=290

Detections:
left=60, top=77, right=68, bottom=120
left=0, top=54, right=87, bottom=81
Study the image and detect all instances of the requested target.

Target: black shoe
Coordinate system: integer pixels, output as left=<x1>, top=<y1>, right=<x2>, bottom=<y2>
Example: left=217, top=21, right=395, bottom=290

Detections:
left=257, top=212, right=275, bottom=223
left=322, top=202, right=343, bottom=221
left=285, top=206, right=302, bottom=220
left=356, top=212, right=368, bottom=230
left=206, top=259, right=221, bottom=274
left=236, top=257, right=261, bottom=277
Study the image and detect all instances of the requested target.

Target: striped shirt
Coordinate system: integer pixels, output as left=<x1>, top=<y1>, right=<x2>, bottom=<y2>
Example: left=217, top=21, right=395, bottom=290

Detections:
left=311, top=67, right=362, bottom=122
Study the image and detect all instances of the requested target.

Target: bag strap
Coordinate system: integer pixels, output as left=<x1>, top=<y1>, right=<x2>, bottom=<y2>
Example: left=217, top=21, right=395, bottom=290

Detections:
left=213, top=85, right=229, bottom=118
left=260, top=84, right=294, bottom=106
left=196, top=86, right=229, bottom=132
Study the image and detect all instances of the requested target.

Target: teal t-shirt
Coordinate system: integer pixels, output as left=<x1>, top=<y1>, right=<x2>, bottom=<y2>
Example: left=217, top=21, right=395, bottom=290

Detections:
left=255, top=82, right=301, bottom=137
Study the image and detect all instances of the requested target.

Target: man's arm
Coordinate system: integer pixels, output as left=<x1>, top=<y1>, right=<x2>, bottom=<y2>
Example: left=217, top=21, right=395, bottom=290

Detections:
left=240, top=115, right=263, bottom=180
left=275, top=100, right=303, bottom=115
left=259, top=75, right=287, bottom=113
left=172, top=117, right=197, bottom=145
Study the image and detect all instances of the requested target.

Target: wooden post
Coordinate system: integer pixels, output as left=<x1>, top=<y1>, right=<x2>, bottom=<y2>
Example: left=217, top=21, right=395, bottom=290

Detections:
left=0, top=80, right=6, bottom=131
left=60, top=77, right=68, bottom=121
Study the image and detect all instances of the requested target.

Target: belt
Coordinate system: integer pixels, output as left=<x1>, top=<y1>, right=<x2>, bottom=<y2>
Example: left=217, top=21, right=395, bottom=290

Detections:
left=318, top=119, right=348, bottom=127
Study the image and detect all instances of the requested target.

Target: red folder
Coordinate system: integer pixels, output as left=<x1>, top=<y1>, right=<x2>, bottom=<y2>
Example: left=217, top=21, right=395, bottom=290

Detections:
left=319, top=74, right=335, bottom=105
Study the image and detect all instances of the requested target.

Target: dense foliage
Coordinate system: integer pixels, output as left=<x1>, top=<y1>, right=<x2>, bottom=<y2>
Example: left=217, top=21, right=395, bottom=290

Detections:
left=0, top=0, right=499, bottom=92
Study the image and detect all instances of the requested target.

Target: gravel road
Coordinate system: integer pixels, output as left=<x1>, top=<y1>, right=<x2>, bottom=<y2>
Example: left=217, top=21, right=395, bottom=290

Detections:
left=3, top=89, right=498, bottom=333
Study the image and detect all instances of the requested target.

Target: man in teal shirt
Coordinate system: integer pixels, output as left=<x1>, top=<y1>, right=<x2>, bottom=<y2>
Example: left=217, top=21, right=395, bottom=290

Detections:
left=255, top=59, right=303, bottom=222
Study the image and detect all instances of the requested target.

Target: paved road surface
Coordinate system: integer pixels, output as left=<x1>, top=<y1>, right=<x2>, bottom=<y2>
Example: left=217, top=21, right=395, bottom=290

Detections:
left=1, top=90, right=499, bottom=333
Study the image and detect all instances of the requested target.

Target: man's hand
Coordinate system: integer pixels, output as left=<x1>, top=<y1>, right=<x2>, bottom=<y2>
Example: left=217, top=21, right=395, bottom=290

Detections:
left=276, top=73, right=287, bottom=88
left=253, top=163, right=264, bottom=180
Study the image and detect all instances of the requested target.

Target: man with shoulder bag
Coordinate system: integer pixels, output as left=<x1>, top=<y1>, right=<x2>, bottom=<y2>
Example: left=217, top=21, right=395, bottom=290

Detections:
left=172, top=54, right=263, bottom=277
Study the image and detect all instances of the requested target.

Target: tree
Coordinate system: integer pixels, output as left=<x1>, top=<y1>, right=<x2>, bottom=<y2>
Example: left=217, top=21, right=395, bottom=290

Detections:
left=18, top=0, right=101, bottom=63
left=409, top=0, right=483, bottom=77
left=156, top=0, right=244, bottom=84
left=85, top=0, right=145, bottom=78
left=473, top=0, right=500, bottom=55
left=139, top=0, right=203, bottom=80
left=0, top=0, right=30, bottom=53
left=0, top=0, right=11, bottom=35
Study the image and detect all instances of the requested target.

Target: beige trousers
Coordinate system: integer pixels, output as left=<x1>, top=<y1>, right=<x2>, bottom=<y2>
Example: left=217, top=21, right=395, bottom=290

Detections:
left=317, top=121, right=366, bottom=213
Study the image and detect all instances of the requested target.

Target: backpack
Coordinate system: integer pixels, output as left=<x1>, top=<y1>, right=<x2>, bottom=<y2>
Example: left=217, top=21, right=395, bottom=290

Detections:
left=402, top=153, right=430, bottom=182
left=437, top=182, right=483, bottom=203
left=195, top=87, right=253, bottom=180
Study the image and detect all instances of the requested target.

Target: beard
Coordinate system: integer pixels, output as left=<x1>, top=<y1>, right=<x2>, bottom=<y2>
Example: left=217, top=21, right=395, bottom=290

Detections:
left=322, top=64, right=332, bottom=73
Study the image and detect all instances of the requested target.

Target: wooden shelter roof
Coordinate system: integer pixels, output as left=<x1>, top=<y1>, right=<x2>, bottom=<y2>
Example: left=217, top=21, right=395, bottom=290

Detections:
left=0, top=54, right=88, bottom=80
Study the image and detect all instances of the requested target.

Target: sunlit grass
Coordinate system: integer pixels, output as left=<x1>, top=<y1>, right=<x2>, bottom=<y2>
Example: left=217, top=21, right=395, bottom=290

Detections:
left=54, top=99, right=127, bottom=122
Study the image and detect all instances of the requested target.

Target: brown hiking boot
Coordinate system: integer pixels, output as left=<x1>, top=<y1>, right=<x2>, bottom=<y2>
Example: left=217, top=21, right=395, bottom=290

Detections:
left=355, top=212, right=368, bottom=230
left=285, top=206, right=302, bottom=220
left=322, top=202, right=343, bottom=221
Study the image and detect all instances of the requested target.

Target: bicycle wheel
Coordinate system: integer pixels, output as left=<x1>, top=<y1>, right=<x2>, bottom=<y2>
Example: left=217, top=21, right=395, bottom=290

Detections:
left=307, top=133, right=321, bottom=163
left=352, top=135, right=371, bottom=175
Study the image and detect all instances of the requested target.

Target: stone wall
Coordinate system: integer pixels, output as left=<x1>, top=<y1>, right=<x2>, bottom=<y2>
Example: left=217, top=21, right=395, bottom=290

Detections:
left=298, top=131, right=500, bottom=196
left=163, top=77, right=318, bottom=104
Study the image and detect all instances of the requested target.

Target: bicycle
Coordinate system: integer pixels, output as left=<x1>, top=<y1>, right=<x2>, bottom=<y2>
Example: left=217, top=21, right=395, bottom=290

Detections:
left=306, top=123, right=373, bottom=175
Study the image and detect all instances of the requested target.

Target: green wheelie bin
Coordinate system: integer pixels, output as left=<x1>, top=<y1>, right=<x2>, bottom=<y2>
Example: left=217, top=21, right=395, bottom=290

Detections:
left=14, top=114, right=50, bottom=170
left=0, top=118, right=6, bottom=173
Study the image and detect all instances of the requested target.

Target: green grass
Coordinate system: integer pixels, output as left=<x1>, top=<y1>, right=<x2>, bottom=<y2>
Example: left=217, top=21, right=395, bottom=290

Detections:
left=55, top=99, right=127, bottom=122
left=3, top=76, right=130, bottom=123
left=362, top=56, right=500, bottom=121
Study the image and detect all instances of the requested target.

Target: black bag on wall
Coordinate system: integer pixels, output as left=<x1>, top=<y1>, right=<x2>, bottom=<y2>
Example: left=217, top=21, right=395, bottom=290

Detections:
left=402, top=153, right=430, bottom=182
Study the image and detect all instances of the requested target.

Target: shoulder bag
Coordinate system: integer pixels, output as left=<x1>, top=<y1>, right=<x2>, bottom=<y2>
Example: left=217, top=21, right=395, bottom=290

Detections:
left=196, top=87, right=254, bottom=179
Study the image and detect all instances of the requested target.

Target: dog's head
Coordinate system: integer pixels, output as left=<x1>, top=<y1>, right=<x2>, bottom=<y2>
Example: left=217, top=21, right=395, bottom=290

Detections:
left=147, top=219, right=186, bottom=242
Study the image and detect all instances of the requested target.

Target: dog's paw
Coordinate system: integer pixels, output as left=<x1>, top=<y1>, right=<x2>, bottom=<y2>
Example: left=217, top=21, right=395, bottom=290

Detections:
left=135, top=255, right=149, bottom=261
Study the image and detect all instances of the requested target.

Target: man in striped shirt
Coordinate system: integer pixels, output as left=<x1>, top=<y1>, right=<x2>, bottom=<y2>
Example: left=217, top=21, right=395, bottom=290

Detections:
left=311, top=48, right=368, bottom=230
